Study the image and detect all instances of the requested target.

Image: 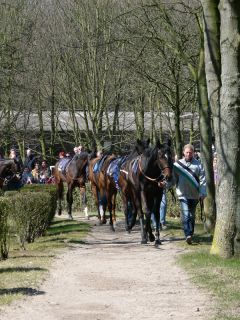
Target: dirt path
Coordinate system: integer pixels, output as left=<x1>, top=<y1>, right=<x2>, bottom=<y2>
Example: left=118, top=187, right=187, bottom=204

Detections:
left=0, top=215, right=215, bottom=320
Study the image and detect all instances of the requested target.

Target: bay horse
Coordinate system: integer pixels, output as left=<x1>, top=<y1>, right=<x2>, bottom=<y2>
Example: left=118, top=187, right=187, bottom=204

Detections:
left=0, top=159, right=19, bottom=189
left=119, top=140, right=173, bottom=245
left=54, top=152, right=89, bottom=220
left=88, top=154, right=117, bottom=229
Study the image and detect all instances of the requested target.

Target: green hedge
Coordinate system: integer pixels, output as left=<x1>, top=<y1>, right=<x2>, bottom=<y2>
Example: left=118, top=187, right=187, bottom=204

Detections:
left=7, top=192, right=54, bottom=248
left=0, top=197, right=11, bottom=260
left=4, top=184, right=57, bottom=250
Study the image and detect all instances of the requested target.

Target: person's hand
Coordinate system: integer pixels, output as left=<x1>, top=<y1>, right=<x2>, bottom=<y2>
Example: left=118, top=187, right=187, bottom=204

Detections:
left=158, top=181, right=166, bottom=188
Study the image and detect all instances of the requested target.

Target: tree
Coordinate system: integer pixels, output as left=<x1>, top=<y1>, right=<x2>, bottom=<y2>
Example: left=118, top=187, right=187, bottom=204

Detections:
left=202, top=0, right=240, bottom=258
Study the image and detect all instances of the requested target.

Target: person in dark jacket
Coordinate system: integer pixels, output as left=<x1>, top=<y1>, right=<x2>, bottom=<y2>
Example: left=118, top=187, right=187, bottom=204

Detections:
left=23, top=148, right=36, bottom=171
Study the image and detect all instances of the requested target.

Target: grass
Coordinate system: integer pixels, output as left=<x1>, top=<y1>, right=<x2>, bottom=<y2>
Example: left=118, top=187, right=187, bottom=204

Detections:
left=163, top=218, right=240, bottom=320
left=0, top=217, right=90, bottom=306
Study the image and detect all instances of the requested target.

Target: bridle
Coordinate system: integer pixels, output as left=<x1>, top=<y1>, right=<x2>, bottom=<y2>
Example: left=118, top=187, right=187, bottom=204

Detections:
left=138, top=154, right=171, bottom=184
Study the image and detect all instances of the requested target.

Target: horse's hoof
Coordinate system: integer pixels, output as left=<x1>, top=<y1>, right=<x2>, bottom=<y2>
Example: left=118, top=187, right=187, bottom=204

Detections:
left=58, top=210, right=62, bottom=216
left=68, top=215, right=73, bottom=220
left=141, top=239, right=147, bottom=245
left=155, top=239, right=162, bottom=246
left=149, top=234, right=155, bottom=242
left=101, top=219, right=107, bottom=225
left=110, top=225, right=115, bottom=232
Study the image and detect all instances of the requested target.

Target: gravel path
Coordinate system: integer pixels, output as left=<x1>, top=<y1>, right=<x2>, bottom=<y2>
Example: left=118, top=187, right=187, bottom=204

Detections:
left=0, top=215, right=215, bottom=320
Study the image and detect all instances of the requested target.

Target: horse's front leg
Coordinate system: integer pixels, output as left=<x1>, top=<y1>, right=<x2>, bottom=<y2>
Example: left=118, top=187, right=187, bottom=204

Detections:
left=66, top=183, right=74, bottom=220
left=141, top=191, right=155, bottom=243
left=135, top=193, right=147, bottom=244
left=154, top=197, right=161, bottom=246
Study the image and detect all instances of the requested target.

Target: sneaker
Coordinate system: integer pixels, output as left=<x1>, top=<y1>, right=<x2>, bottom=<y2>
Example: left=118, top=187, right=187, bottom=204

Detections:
left=161, top=224, right=167, bottom=230
left=186, top=235, right=192, bottom=245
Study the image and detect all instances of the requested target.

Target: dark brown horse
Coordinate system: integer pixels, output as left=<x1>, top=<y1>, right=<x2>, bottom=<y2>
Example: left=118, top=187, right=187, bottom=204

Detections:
left=119, top=140, right=173, bottom=245
left=0, top=159, right=19, bottom=189
left=88, top=154, right=117, bottom=230
left=54, top=152, right=89, bottom=220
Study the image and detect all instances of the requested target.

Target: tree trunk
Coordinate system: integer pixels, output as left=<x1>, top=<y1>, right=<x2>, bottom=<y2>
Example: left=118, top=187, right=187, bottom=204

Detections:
left=211, top=0, right=240, bottom=257
left=197, top=44, right=216, bottom=232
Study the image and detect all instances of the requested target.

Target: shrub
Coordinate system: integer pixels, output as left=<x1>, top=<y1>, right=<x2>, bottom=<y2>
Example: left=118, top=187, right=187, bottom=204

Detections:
left=0, top=197, right=11, bottom=259
left=19, top=184, right=57, bottom=224
left=8, top=192, right=54, bottom=249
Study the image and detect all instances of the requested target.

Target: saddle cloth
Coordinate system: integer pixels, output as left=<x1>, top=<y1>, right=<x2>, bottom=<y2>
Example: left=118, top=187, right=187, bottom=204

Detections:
left=58, top=158, right=72, bottom=174
left=93, top=155, right=108, bottom=173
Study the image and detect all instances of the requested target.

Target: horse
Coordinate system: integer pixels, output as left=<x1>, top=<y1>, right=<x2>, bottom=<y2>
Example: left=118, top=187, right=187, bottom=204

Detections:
left=54, top=152, right=89, bottom=220
left=88, top=139, right=150, bottom=231
left=0, top=159, right=19, bottom=189
left=119, top=140, right=173, bottom=245
left=88, top=154, right=117, bottom=229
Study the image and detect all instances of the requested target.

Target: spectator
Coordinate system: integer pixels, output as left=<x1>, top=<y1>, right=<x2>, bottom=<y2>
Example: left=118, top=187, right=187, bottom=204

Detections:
left=173, top=144, right=207, bottom=244
left=23, top=148, right=36, bottom=171
left=31, top=162, right=40, bottom=183
left=39, top=160, right=51, bottom=184
left=21, top=167, right=33, bottom=184
left=59, top=151, right=65, bottom=159
left=9, top=148, right=23, bottom=172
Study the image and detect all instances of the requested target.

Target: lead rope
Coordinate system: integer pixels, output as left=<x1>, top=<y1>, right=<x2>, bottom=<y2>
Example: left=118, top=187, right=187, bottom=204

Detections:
left=200, top=198, right=206, bottom=223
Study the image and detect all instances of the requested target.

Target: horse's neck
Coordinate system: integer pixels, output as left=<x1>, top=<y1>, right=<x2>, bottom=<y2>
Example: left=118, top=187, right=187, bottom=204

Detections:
left=140, top=153, right=158, bottom=175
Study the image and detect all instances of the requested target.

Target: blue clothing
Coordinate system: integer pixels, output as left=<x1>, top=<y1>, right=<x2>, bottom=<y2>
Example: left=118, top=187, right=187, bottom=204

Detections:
left=160, top=191, right=167, bottom=225
left=151, top=190, right=167, bottom=229
left=58, top=158, right=71, bottom=173
left=180, top=197, right=199, bottom=238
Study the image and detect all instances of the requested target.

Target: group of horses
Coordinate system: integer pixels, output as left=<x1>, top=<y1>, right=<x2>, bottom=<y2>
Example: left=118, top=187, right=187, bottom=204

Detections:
left=54, top=139, right=173, bottom=245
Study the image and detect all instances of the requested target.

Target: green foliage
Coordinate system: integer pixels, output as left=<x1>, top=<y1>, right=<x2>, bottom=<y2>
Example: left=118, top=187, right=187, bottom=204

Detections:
left=8, top=192, right=52, bottom=248
left=4, top=185, right=57, bottom=249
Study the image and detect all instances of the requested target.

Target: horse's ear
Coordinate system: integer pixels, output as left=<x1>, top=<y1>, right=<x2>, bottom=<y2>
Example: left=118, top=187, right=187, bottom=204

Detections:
left=147, top=138, right=150, bottom=146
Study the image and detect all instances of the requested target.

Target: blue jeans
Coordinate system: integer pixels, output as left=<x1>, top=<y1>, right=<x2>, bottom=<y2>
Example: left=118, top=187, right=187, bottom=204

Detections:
left=179, top=198, right=199, bottom=238
left=160, top=192, right=167, bottom=225
left=151, top=191, right=167, bottom=228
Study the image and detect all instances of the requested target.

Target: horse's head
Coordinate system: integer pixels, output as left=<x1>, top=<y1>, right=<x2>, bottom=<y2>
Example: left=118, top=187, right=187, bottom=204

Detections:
left=0, top=160, right=18, bottom=188
left=156, top=139, right=173, bottom=182
left=135, top=138, right=150, bottom=154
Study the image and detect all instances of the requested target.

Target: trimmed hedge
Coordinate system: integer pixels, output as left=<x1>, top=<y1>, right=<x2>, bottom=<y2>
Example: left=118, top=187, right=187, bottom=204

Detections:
left=0, top=198, right=11, bottom=260
left=4, top=184, right=57, bottom=250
